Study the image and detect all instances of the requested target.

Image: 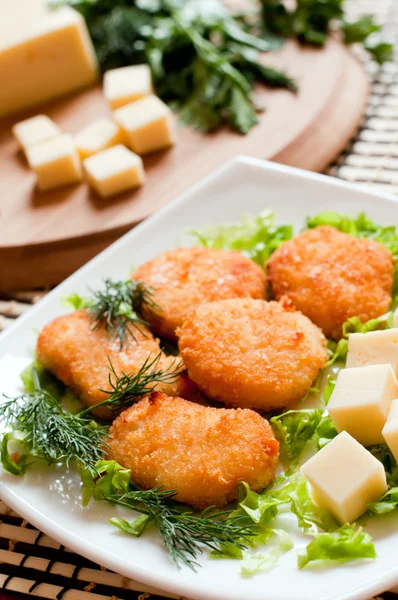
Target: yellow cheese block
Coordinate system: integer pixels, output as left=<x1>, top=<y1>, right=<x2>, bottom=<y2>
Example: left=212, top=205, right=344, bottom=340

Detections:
left=12, top=115, right=61, bottom=153
left=328, top=364, right=398, bottom=445
left=104, top=64, right=153, bottom=110
left=346, top=329, right=398, bottom=375
left=301, top=431, right=387, bottom=524
left=113, top=95, right=175, bottom=155
left=382, top=398, right=398, bottom=461
left=394, top=308, right=398, bottom=328
left=74, top=119, right=123, bottom=160
left=83, top=145, right=145, bottom=198
left=0, top=5, right=99, bottom=118
left=26, top=134, right=83, bottom=191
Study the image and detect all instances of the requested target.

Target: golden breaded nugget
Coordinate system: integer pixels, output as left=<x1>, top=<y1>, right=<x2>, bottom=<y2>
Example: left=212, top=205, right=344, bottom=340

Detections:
left=36, top=310, right=193, bottom=419
left=177, top=298, right=328, bottom=411
left=108, top=392, right=279, bottom=509
left=133, top=247, right=266, bottom=341
left=267, top=226, right=394, bottom=340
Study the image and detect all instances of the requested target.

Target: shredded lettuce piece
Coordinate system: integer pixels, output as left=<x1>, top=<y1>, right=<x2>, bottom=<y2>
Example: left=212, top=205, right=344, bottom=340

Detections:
left=0, top=432, right=31, bottom=476
left=297, top=525, right=376, bottom=569
left=109, top=514, right=151, bottom=537
left=241, top=529, right=293, bottom=576
left=80, top=460, right=131, bottom=506
left=327, top=311, right=393, bottom=366
left=20, top=359, right=65, bottom=400
left=368, top=444, right=398, bottom=486
left=368, top=487, right=398, bottom=514
left=270, top=410, right=337, bottom=473
left=62, top=293, right=92, bottom=310
left=187, top=209, right=293, bottom=266
left=322, top=375, right=336, bottom=407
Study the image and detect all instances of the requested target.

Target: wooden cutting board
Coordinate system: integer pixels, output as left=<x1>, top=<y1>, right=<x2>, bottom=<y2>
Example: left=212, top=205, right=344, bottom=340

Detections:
left=0, top=38, right=368, bottom=290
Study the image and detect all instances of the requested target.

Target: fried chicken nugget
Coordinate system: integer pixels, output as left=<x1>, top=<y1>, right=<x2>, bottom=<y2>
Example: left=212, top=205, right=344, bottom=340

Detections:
left=133, top=247, right=266, bottom=341
left=108, top=391, right=279, bottom=509
left=267, top=226, right=394, bottom=340
left=36, top=310, right=193, bottom=419
left=177, top=298, right=328, bottom=412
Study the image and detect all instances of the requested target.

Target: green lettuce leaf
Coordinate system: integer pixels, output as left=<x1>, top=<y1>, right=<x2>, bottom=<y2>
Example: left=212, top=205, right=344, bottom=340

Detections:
left=110, top=514, right=151, bottom=537
left=187, top=209, right=293, bottom=266
left=270, top=409, right=337, bottom=473
left=62, top=293, right=92, bottom=310
left=80, top=460, right=131, bottom=506
left=368, top=444, right=398, bottom=486
left=241, top=529, right=293, bottom=576
left=367, top=487, right=398, bottom=514
left=297, top=525, right=376, bottom=569
left=20, top=359, right=65, bottom=400
left=0, top=432, right=31, bottom=476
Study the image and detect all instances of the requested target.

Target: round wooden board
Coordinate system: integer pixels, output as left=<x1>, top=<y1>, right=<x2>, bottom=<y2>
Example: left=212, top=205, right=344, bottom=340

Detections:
left=0, top=39, right=368, bottom=290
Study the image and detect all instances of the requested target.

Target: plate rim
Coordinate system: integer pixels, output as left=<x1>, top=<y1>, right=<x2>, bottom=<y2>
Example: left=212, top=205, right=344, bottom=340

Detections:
left=2, top=155, right=398, bottom=600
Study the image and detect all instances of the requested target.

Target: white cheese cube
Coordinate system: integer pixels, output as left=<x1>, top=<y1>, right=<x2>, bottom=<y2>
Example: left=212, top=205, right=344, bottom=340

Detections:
left=382, top=398, right=398, bottom=461
left=104, top=64, right=153, bottom=110
left=12, top=115, right=61, bottom=153
left=74, top=119, right=123, bottom=160
left=0, top=6, right=98, bottom=118
left=113, top=96, right=175, bottom=155
left=328, top=364, right=398, bottom=445
left=83, top=145, right=145, bottom=198
left=26, top=134, right=82, bottom=191
left=393, top=308, right=398, bottom=328
left=346, top=329, right=398, bottom=375
left=301, top=431, right=387, bottom=524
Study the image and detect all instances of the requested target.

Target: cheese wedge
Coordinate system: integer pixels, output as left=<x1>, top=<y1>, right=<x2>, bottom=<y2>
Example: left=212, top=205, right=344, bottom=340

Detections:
left=301, top=431, right=387, bottom=524
left=0, top=5, right=98, bottom=118
left=104, top=64, right=153, bottom=110
left=83, top=144, right=145, bottom=198
left=12, top=115, right=61, bottom=153
left=26, top=134, right=82, bottom=191
left=382, top=398, right=398, bottom=461
left=346, top=328, right=398, bottom=376
left=328, top=364, right=398, bottom=445
left=113, top=96, right=175, bottom=155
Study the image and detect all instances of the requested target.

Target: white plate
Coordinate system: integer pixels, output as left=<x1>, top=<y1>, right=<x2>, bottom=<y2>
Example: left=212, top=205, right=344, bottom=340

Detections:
left=1, top=156, right=398, bottom=600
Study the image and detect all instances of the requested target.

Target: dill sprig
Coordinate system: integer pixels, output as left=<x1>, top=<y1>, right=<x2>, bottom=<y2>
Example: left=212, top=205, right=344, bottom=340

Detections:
left=78, top=352, right=185, bottom=417
left=90, top=474, right=254, bottom=569
left=0, top=370, right=108, bottom=473
left=87, top=279, right=161, bottom=349
left=110, top=493, right=254, bottom=569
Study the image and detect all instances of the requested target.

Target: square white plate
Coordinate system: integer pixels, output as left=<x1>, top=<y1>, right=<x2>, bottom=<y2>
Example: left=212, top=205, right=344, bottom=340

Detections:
left=1, top=156, right=398, bottom=600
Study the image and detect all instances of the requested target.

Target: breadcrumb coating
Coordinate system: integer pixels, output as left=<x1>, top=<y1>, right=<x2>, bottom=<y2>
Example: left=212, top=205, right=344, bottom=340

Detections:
left=108, top=391, right=279, bottom=509
left=36, top=310, right=194, bottom=419
left=133, top=246, right=266, bottom=341
left=177, top=298, right=328, bottom=411
left=267, top=226, right=394, bottom=340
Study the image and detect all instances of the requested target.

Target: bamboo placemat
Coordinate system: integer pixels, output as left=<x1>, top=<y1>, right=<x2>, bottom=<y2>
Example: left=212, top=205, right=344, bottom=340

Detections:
left=2, top=0, right=398, bottom=597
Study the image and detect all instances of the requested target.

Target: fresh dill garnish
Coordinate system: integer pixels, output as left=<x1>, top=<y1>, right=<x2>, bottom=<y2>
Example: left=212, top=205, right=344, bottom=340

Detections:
left=78, top=352, right=185, bottom=417
left=0, top=369, right=107, bottom=474
left=66, top=279, right=162, bottom=349
left=82, top=460, right=255, bottom=570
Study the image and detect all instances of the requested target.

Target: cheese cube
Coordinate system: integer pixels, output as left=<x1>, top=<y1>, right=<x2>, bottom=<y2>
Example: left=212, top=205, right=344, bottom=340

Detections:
left=301, top=431, right=387, bottom=524
left=394, top=308, right=398, bottom=328
left=346, top=329, right=398, bottom=375
left=12, top=115, right=61, bottom=153
left=328, top=364, right=398, bottom=445
left=104, top=65, right=153, bottom=110
left=83, top=145, right=145, bottom=198
left=26, top=134, right=82, bottom=191
left=113, top=96, right=175, bottom=155
left=382, top=398, right=398, bottom=461
left=0, top=6, right=98, bottom=118
left=74, top=119, right=123, bottom=160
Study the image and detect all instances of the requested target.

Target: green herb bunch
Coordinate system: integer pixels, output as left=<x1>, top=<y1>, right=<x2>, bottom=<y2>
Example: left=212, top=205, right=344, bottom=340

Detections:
left=261, top=0, right=393, bottom=63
